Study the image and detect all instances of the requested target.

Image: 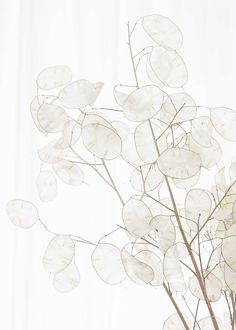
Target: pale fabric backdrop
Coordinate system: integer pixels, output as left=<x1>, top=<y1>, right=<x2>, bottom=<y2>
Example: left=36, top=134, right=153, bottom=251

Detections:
left=0, top=0, right=236, bottom=329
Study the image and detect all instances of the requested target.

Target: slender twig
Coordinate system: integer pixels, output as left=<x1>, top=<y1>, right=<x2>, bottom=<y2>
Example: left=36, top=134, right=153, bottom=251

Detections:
left=102, top=159, right=125, bottom=205
left=155, top=103, right=186, bottom=142
left=182, top=295, right=200, bottom=329
left=193, top=299, right=201, bottom=330
left=116, top=224, right=159, bottom=250
left=224, top=292, right=233, bottom=328
left=205, top=242, right=222, bottom=271
left=38, top=218, right=96, bottom=246
left=135, top=52, right=149, bottom=71
left=190, top=180, right=236, bottom=244
left=180, top=260, right=197, bottom=276
left=133, top=46, right=153, bottom=58
left=144, top=193, right=175, bottom=213
left=70, top=147, right=113, bottom=189
left=129, top=18, right=140, bottom=36
left=231, top=292, right=236, bottom=329
left=163, top=284, right=191, bottom=330
left=98, top=227, right=122, bottom=243
left=65, top=159, right=104, bottom=166
left=90, top=107, right=123, bottom=113
left=197, top=214, right=204, bottom=281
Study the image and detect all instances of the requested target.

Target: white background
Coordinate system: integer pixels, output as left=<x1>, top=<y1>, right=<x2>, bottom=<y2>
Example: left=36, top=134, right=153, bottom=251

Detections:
left=1, top=0, right=236, bottom=329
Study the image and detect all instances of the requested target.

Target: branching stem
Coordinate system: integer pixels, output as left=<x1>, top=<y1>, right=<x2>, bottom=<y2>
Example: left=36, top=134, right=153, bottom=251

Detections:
left=126, top=22, right=220, bottom=330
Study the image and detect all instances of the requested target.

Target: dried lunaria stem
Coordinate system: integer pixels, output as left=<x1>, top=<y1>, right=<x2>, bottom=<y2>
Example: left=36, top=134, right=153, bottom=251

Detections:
left=6, top=14, right=236, bottom=330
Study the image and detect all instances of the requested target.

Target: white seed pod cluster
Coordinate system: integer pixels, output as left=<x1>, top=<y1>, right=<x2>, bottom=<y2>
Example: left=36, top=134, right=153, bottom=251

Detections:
left=5, top=13, right=236, bottom=328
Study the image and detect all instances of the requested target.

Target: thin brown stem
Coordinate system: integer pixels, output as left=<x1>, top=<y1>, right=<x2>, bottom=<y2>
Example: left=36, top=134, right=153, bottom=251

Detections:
left=182, top=295, right=200, bottom=329
left=144, top=193, right=175, bottom=213
left=224, top=292, right=233, bottom=329
left=90, top=107, right=123, bottom=113
left=231, top=292, right=236, bottom=329
left=129, top=18, right=139, bottom=36
left=38, top=218, right=96, bottom=246
left=98, top=227, right=122, bottom=243
left=102, top=159, right=125, bottom=205
left=133, top=46, right=153, bottom=58
left=163, top=283, right=190, bottom=330
left=155, top=105, right=185, bottom=141
left=190, top=180, right=236, bottom=244
left=70, top=147, right=113, bottom=189
left=197, top=214, right=205, bottom=280
left=135, top=53, right=149, bottom=71
left=193, top=299, right=201, bottom=330
left=116, top=224, right=159, bottom=250
left=65, top=159, right=103, bottom=166
left=180, top=260, right=197, bottom=276
left=148, top=120, right=219, bottom=329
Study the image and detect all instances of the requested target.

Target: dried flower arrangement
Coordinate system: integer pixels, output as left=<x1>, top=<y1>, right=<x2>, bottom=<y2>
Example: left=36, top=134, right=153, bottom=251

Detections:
left=6, top=14, right=236, bottom=329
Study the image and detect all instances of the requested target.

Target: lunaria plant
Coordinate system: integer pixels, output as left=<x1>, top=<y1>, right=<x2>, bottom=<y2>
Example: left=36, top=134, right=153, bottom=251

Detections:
left=6, top=14, right=236, bottom=330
